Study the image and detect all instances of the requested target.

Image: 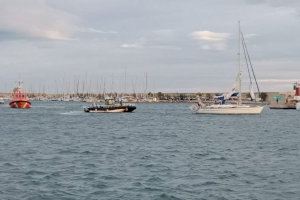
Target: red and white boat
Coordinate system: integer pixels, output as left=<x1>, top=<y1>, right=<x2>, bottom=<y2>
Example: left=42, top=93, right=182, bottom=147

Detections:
left=9, top=82, right=31, bottom=109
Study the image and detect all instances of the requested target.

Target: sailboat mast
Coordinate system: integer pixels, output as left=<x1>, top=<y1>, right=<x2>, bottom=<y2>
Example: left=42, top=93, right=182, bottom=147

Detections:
left=145, top=72, right=148, bottom=99
left=238, top=21, right=242, bottom=105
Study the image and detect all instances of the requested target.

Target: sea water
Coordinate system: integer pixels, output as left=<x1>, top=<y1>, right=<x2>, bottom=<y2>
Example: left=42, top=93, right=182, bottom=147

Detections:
left=0, top=102, right=299, bottom=200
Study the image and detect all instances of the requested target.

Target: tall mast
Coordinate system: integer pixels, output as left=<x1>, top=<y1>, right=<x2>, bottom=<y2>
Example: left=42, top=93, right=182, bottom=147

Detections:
left=145, top=72, right=148, bottom=99
left=146, top=72, right=148, bottom=93
left=238, top=21, right=242, bottom=105
left=124, top=68, right=127, bottom=94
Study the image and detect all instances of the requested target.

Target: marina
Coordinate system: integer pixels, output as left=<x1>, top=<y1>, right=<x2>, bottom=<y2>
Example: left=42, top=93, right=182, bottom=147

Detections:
left=1, top=1, right=300, bottom=199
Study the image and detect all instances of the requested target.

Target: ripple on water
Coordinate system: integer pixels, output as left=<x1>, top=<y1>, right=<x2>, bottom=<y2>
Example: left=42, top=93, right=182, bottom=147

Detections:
left=191, top=152, right=210, bottom=158
left=2, top=162, right=15, bottom=167
left=58, top=149, right=78, bottom=155
left=101, top=175, right=119, bottom=180
left=207, top=156, right=227, bottom=161
left=217, top=170, right=239, bottom=180
left=201, top=181, right=218, bottom=186
left=146, top=176, right=164, bottom=183
left=49, top=171, right=61, bottom=178
left=155, top=193, right=182, bottom=200
left=25, top=170, right=47, bottom=176
left=0, top=103, right=299, bottom=200
left=92, top=181, right=108, bottom=189
left=60, top=111, right=83, bottom=115
left=85, top=163, right=97, bottom=168
left=80, top=150, right=93, bottom=155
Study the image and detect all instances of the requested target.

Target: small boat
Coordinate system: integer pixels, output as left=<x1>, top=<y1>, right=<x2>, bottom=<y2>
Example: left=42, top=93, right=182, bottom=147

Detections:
left=191, top=22, right=264, bottom=115
left=84, top=97, right=136, bottom=113
left=9, top=82, right=31, bottom=109
left=0, top=97, right=4, bottom=104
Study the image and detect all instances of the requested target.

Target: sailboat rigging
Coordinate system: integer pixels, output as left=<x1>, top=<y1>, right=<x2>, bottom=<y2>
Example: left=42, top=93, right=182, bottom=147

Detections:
left=191, top=22, right=264, bottom=115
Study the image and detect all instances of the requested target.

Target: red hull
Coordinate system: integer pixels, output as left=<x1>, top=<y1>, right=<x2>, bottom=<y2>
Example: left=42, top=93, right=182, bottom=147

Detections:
left=9, top=101, right=31, bottom=109
left=10, top=82, right=31, bottom=109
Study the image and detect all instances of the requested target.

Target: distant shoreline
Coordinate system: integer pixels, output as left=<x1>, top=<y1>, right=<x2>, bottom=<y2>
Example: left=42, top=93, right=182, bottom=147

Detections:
left=0, top=91, right=294, bottom=105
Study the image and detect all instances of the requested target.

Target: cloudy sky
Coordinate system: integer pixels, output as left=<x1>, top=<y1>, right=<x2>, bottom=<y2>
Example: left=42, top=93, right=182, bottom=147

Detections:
left=0, top=0, right=300, bottom=93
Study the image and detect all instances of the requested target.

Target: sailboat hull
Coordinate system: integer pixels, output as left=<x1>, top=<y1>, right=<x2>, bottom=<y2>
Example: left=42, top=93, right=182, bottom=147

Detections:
left=194, top=105, right=264, bottom=115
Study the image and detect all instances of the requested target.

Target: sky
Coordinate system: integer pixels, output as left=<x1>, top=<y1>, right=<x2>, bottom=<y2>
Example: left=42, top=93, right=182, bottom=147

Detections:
left=0, top=0, right=300, bottom=93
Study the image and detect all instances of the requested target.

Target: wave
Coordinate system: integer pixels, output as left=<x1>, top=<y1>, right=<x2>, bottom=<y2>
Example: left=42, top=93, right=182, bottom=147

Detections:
left=60, top=111, right=82, bottom=115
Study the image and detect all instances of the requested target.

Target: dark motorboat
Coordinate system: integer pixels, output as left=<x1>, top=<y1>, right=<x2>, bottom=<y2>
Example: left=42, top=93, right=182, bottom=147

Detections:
left=84, top=98, right=136, bottom=113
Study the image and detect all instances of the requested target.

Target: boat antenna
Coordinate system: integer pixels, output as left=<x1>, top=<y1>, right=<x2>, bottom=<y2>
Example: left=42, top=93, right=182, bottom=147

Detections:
left=18, top=81, right=22, bottom=87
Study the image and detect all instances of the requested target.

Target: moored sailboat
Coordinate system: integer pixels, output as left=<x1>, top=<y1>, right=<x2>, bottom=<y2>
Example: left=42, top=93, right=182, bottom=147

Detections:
left=9, top=82, right=31, bottom=109
left=191, top=22, right=264, bottom=115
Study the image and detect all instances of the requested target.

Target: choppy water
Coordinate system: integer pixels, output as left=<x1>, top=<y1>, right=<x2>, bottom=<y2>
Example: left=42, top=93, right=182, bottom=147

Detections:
left=0, top=102, right=299, bottom=200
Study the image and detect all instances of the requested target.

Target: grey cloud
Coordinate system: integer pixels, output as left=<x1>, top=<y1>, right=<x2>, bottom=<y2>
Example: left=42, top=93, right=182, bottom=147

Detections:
left=0, top=0, right=300, bottom=92
left=0, top=0, right=79, bottom=40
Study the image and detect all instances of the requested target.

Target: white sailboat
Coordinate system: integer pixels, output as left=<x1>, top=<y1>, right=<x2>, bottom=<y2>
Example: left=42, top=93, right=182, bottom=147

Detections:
left=191, top=23, right=264, bottom=115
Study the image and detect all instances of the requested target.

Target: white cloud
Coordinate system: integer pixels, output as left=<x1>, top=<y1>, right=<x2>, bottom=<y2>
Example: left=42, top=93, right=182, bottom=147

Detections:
left=84, top=28, right=118, bottom=34
left=120, top=37, right=147, bottom=49
left=191, top=30, right=230, bottom=50
left=191, top=31, right=230, bottom=42
left=152, top=29, right=175, bottom=36
left=149, top=45, right=181, bottom=51
left=120, top=35, right=181, bottom=50
left=0, top=0, right=78, bottom=40
left=200, top=43, right=228, bottom=51
left=121, top=43, right=142, bottom=48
